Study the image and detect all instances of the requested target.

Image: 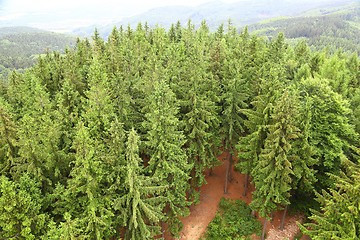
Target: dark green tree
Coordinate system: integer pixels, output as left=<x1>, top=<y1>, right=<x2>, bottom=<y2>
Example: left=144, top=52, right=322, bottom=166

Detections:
left=0, top=97, right=17, bottom=175
left=144, top=79, right=192, bottom=236
left=300, top=159, right=360, bottom=239
left=299, top=77, right=358, bottom=190
left=57, top=122, right=114, bottom=239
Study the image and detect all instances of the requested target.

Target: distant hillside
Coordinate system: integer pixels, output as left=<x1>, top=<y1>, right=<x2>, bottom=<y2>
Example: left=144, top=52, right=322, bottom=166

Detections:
left=0, top=27, right=77, bottom=78
left=249, top=2, right=360, bottom=53
left=74, top=0, right=353, bottom=38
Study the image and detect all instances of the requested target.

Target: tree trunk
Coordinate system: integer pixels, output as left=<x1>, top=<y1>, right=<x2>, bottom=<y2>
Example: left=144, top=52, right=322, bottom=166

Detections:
left=161, top=221, right=165, bottom=239
left=280, top=205, right=288, bottom=230
left=209, top=167, right=213, bottom=176
left=228, top=153, right=233, bottom=182
left=224, top=151, right=231, bottom=194
left=261, top=219, right=268, bottom=240
left=251, top=209, right=256, bottom=217
left=243, top=174, right=249, bottom=196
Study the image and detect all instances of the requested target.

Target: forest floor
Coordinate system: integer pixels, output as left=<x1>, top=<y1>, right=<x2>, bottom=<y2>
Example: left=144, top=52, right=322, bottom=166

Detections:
left=164, top=151, right=305, bottom=240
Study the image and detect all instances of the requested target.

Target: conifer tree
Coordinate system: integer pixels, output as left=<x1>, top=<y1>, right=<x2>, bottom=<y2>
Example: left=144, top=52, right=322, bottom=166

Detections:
left=250, top=90, right=300, bottom=238
left=115, top=129, right=166, bottom=240
left=58, top=122, right=114, bottom=239
left=83, top=56, right=114, bottom=140
left=289, top=92, right=318, bottom=197
left=45, top=212, right=83, bottom=240
left=14, top=74, right=63, bottom=189
left=300, top=159, right=360, bottom=239
left=175, top=20, right=220, bottom=198
left=144, top=78, right=192, bottom=236
left=0, top=97, right=17, bottom=175
left=0, top=174, right=48, bottom=239
left=55, top=77, right=82, bottom=156
left=300, top=77, right=357, bottom=189
left=220, top=24, right=249, bottom=194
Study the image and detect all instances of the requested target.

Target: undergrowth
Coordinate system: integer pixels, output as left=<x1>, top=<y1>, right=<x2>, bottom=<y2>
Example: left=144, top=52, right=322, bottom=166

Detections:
left=202, top=198, right=261, bottom=240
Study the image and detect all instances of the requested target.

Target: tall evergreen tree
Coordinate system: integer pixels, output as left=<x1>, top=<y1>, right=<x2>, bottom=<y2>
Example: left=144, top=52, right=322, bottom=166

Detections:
left=220, top=24, right=249, bottom=194
left=174, top=20, right=221, bottom=199
left=115, top=129, right=166, bottom=240
left=144, top=78, right=192, bottom=236
left=14, top=74, right=63, bottom=190
left=0, top=97, right=17, bottom=175
left=250, top=90, right=300, bottom=238
left=57, top=122, right=114, bottom=239
left=300, top=158, right=360, bottom=239
left=0, top=174, right=48, bottom=239
left=300, top=77, right=358, bottom=189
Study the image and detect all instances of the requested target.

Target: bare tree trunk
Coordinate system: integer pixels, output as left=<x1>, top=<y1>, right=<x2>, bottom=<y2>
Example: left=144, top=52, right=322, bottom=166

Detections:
left=209, top=167, right=213, bottom=176
left=228, top=153, right=233, bottom=182
left=251, top=209, right=256, bottom=217
left=243, top=174, right=249, bottom=196
left=224, top=151, right=231, bottom=194
left=280, top=205, right=288, bottom=230
left=161, top=222, right=165, bottom=239
left=261, top=219, right=268, bottom=240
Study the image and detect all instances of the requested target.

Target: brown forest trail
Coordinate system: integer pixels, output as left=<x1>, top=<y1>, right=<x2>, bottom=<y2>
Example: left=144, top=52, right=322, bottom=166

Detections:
left=165, top=151, right=304, bottom=240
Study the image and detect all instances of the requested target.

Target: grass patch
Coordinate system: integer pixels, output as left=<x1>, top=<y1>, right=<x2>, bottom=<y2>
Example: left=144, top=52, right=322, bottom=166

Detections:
left=202, top=198, right=261, bottom=240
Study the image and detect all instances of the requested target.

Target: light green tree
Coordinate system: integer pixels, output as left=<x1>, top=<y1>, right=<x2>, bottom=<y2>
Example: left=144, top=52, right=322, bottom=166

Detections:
left=115, top=129, right=166, bottom=239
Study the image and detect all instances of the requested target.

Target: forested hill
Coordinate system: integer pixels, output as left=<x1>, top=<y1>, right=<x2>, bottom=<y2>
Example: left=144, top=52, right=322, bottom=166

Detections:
left=0, top=27, right=76, bottom=78
left=73, top=0, right=353, bottom=37
left=249, top=2, right=360, bottom=53
left=1, top=22, right=360, bottom=239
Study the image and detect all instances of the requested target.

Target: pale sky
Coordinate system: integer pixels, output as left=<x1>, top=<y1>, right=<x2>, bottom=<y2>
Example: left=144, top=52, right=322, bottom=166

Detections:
left=0, top=0, right=242, bottom=31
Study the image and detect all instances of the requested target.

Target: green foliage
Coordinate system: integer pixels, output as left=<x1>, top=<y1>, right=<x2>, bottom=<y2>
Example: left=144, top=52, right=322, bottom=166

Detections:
left=0, top=97, right=17, bottom=174
left=250, top=90, right=300, bottom=218
left=300, top=159, right=360, bottom=239
left=299, top=77, right=358, bottom=189
left=0, top=27, right=76, bottom=71
left=204, top=198, right=261, bottom=240
left=116, top=129, right=166, bottom=239
left=0, top=174, right=48, bottom=239
left=144, top=78, right=192, bottom=236
left=250, top=5, right=360, bottom=53
left=1, top=21, right=360, bottom=238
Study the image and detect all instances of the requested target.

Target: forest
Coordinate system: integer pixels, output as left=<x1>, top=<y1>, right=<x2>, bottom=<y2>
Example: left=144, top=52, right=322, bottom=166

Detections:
left=0, top=20, right=360, bottom=239
left=250, top=4, right=360, bottom=54
left=0, top=27, right=76, bottom=80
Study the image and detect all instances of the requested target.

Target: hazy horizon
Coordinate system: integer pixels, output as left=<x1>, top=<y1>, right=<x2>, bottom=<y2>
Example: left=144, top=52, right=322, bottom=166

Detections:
left=0, top=0, right=242, bottom=32
left=0, top=0, right=356, bottom=32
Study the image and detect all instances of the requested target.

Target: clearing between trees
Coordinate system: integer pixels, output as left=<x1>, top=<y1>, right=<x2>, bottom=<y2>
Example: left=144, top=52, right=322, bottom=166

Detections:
left=164, top=151, right=304, bottom=240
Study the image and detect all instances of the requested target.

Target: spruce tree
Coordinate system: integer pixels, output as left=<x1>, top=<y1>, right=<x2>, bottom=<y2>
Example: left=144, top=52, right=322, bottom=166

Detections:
left=0, top=97, right=17, bottom=175
left=220, top=24, right=248, bottom=193
left=250, top=90, right=300, bottom=238
left=58, top=122, right=114, bottom=239
left=115, top=129, right=166, bottom=240
left=143, top=78, right=192, bottom=236
left=0, top=174, right=48, bottom=239
left=300, top=77, right=358, bottom=190
left=14, top=74, right=63, bottom=189
left=300, top=159, right=360, bottom=239
left=176, top=20, right=220, bottom=198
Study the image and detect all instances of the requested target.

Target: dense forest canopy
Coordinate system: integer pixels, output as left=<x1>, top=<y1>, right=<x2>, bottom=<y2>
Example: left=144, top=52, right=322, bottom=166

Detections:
left=0, top=20, right=359, bottom=239
left=0, top=27, right=76, bottom=80
left=250, top=3, right=360, bottom=53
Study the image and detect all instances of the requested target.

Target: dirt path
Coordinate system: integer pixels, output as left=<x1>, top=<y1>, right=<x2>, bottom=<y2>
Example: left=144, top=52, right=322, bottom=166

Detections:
left=165, top=151, right=304, bottom=240
left=165, top=151, right=253, bottom=240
